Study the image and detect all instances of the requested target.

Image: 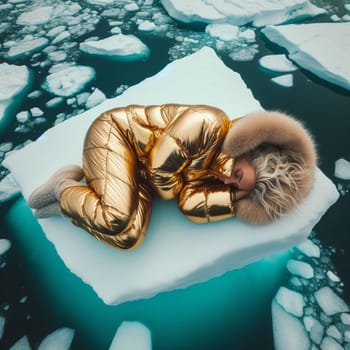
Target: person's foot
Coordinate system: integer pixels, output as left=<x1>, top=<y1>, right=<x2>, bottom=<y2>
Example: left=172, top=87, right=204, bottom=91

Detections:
left=34, top=201, right=61, bottom=218
left=28, top=165, right=84, bottom=209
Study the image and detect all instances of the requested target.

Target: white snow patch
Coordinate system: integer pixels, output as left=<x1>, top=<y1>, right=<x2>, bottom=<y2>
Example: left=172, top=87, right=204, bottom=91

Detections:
left=80, top=34, right=150, bottom=61
left=314, top=286, right=349, bottom=316
left=262, top=22, right=350, bottom=91
left=42, top=66, right=95, bottom=97
left=334, top=158, right=350, bottom=180
left=109, top=322, right=152, bottom=350
left=37, top=327, right=75, bottom=350
left=259, top=54, right=298, bottom=73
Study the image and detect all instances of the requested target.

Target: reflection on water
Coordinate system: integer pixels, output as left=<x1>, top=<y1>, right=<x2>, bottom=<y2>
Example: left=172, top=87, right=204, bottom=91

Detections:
left=0, top=0, right=350, bottom=348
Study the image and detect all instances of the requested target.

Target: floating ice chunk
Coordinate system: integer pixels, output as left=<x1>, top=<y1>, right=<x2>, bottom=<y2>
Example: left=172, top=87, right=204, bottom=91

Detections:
left=52, top=31, right=71, bottom=45
left=109, top=322, right=152, bottom=350
left=3, top=47, right=339, bottom=306
left=125, top=3, right=139, bottom=11
left=47, top=26, right=66, bottom=38
left=17, top=6, right=53, bottom=25
left=296, top=239, right=320, bottom=258
left=271, top=74, right=293, bottom=88
left=287, top=259, right=314, bottom=279
left=86, top=0, right=113, bottom=5
left=85, top=88, right=106, bottom=109
left=326, top=325, right=343, bottom=342
left=0, top=316, right=4, bottom=340
left=341, top=313, right=350, bottom=325
left=160, top=0, right=325, bottom=26
left=320, top=336, right=343, bottom=350
left=37, top=327, right=75, bottom=350
left=80, top=34, right=150, bottom=61
left=7, top=37, right=49, bottom=60
left=327, top=270, right=340, bottom=283
left=30, top=107, right=43, bottom=117
left=0, top=63, right=30, bottom=120
left=343, top=14, right=350, bottom=21
left=238, top=28, right=256, bottom=42
left=42, top=66, right=96, bottom=97
left=314, top=286, right=349, bottom=316
left=205, top=24, right=239, bottom=41
left=275, top=287, right=305, bottom=317
left=46, top=97, right=64, bottom=108
left=16, top=111, right=29, bottom=123
left=259, top=54, right=298, bottom=73
left=272, top=300, right=309, bottom=350
left=262, top=23, right=350, bottom=91
left=9, top=336, right=31, bottom=350
left=0, top=239, right=11, bottom=255
left=310, top=319, right=324, bottom=345
left=334, top=158, right=350, bottom=180
left=0, top=173, right=20, bottom=203
left=138, top=20, right=157, bottom=32
left=330, top=14, right=341, bottom=22
left=345, top=4, right=350, bottom=11
left=345, top=331, right=350, bottom=342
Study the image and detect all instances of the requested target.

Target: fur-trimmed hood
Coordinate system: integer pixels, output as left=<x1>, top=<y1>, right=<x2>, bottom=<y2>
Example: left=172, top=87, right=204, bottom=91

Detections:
left=222, top=110, right=318, bottom=224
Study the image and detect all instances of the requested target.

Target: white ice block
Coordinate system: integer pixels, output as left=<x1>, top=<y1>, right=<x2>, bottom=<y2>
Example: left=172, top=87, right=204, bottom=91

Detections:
left=3, top=47, right=339, bottom=305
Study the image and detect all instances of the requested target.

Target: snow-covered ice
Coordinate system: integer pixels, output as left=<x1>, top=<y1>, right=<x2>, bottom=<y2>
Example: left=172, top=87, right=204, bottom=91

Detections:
left=205, top=24, right=239, bottom=41
left=262, top=22, right=350, bottom=91
left=160, top=0, right=325, bottom=27
left=0, top=63, right=31, bottom=121
left=3, top=47, right=339, bottom=305
left=109, top=322, right=152, bottom=350
left=314, top=286, right=349, bottom=316
left=259, top=54, right=298, bottom=73
left=296, top=239, right=320, bottom=258
left=320, top=336, right=344, bottom=350
left=80, top=34, right=150, bottom=61
left=271, top=74, right=294, bottom=88
left=37, top=327, right=75, bottom=350
left=16, top=6, right=53, bottom=25
left=6, top=38, right=49, bottom=60
left=85, top=88, right=106, bottom=109
left=334, top=158, right=350, bottom=180
left=42, top=65, right=96, bottom=97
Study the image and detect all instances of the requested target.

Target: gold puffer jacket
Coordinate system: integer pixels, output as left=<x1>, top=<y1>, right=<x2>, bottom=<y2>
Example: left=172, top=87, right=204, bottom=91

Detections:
left=60, top=104, right=238, bottom=250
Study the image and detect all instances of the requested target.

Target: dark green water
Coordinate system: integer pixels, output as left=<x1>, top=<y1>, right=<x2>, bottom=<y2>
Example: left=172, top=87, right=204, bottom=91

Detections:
left=1, top=1, right=350, bottom=349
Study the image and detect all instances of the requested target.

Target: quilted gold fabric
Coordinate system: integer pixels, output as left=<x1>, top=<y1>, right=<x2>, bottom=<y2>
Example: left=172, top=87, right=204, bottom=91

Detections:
left=60, top=104, right=237, bottom=250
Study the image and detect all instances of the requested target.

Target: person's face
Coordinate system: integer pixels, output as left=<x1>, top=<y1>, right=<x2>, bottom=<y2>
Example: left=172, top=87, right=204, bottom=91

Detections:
left=218, top=157, right=256, bottom=193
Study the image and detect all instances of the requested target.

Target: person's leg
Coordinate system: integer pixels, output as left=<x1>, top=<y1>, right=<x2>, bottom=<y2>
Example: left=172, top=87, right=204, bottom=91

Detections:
left=58, top=112, right=153, bottom=250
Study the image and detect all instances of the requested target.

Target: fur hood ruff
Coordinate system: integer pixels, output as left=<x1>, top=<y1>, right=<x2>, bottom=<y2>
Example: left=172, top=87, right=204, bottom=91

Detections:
left=222, top=110, right=318, bottom=224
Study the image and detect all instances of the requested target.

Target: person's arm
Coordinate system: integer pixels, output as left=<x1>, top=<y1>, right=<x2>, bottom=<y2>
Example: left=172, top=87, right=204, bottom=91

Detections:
left=178, top=182, right=236, bottom=224
left=147, top=105, right=231, bottom=200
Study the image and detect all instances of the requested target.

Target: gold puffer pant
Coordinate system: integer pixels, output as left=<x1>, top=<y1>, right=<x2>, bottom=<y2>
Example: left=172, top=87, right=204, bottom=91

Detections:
left=60, top=104, right=237, bottom=250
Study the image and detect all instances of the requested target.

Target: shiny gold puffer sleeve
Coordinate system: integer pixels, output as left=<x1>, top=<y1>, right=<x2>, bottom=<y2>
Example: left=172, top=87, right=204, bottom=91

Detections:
left=178, top=181, right=236, bottom=224
left=147, top=105, right=231, bottom=199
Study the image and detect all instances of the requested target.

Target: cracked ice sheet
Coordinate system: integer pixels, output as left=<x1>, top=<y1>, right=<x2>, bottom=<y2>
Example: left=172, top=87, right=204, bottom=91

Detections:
left=262, top=22, right=350, bottom=91
left=160, top=0, right=325, bottom=27
left=3, top=47, right=339, bottom=305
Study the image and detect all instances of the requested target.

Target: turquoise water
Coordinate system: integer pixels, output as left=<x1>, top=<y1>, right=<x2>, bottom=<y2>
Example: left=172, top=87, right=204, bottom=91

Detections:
left=1, top=0, right=350, bottom=349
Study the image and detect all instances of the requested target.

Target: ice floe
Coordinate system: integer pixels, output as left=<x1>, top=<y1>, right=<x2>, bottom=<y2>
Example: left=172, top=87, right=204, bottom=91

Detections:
left=160, top=0, right=325, bottom=27
left=0, top=239, right=11, bottom=255
left=42, top=65, right=96, bottom=97
left=271, top=74, right=294, bottom=88
left=334, top=158, right=350, bottom=180
left=6, top=37, right=49, bottom=60
left=37, top=327, right=75, bottom=350
left=109, top=322, right=152, bottom=350
left=3, top=47, right=339, bottom=306
left=273, top=235, right=350, bottom=350
left=85, top=88, right=106, bottom=109
left=259, top=54, right=298, bottom=73
left=9, top=336, right=31, bottom=350
left=262, top=22, right=350, bottom=91
left=80, top=34, right=150, bottom=61
left=0, top=63, right=31, bottom=121
left=16, top=6, right=53, bottom=25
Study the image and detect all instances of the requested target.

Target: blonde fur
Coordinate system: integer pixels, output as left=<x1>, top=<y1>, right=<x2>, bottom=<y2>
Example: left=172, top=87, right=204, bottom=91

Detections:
left=222, top=111, right=317, bottom=224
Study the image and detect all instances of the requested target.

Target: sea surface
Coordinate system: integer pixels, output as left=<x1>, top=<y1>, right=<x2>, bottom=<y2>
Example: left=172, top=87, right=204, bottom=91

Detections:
left=0, top=0, right=349, bottom=349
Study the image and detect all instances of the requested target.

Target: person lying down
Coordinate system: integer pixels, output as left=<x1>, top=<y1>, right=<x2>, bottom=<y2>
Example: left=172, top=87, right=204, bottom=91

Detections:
left=28, top=104, right=317, bottom=251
